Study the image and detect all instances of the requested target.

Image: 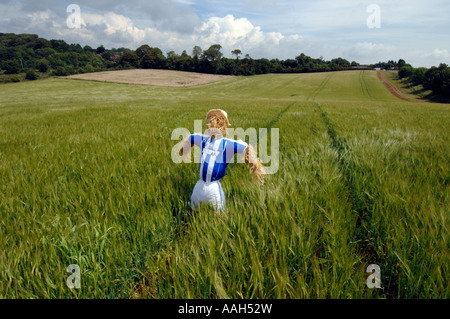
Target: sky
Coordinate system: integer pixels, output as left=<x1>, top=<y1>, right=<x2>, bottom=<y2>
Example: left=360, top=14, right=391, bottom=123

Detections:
left=1, top=0, right=449, bottom=67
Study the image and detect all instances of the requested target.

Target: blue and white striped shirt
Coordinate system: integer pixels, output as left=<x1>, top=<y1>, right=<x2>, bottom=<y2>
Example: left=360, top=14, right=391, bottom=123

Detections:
left=189, top=133, right=248, bottom=183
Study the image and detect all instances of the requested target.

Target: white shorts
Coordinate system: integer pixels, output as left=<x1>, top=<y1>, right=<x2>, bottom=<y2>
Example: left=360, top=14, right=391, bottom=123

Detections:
left=190, top=180, right=225, bottom=213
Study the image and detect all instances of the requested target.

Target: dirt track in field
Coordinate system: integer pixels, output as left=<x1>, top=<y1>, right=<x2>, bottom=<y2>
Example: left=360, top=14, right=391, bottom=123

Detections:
left=66, top=69, right=234, bottom=87
left=377, top=71, right=412, bottom=102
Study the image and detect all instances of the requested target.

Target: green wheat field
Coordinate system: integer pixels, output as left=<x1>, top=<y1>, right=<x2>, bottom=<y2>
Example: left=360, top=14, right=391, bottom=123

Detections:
left=0, top=70, right=448, bottom=298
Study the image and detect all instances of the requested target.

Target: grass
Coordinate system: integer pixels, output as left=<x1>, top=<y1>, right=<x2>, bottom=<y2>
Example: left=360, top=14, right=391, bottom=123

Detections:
left=317, top=99, right=448, bottom=297
left=0, top=70, right=448, bottom=298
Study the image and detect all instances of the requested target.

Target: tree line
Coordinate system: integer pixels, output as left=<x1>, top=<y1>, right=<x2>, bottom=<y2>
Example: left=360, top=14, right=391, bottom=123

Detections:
left=0, top=33, right=362, bottom=82
left=121, top=45, right=359, bottom=75
left=398, top=63, right=450, bottom=97
left=2, top=32, right=449, bottom=99
left=0, top=33, right=125, bottom=82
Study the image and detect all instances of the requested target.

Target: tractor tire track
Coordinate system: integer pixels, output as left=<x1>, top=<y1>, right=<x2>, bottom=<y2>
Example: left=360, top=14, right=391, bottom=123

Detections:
left=315, top=101, right=405, bottom=297
left=314, top=102, right=382, bottom=291
left=307, top=73, right=333, bottom=101
left=265, top=102, right=296, bottom=129
left=227, top=102, right=295, bottom=172
left=359, top=70, right=372, bottom=99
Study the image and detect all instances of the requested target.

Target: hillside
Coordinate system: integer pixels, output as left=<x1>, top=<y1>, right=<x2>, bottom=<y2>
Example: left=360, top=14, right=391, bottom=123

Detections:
left=66, top=69, right=233, bottom=87
left=0, top=70, right=448, bottom=299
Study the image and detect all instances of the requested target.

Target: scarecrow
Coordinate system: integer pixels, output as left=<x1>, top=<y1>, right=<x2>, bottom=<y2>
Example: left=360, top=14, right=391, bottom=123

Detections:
left=179, top=109, right=265, bottom=213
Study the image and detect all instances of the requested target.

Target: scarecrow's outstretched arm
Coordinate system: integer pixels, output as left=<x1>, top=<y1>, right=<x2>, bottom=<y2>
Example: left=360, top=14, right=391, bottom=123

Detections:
left=179, top=136, right=193, bottom=156
left=244, top=144, right=265, bottom=184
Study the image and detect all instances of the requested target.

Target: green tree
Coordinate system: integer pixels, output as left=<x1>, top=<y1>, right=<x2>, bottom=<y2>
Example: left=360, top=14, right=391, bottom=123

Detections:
left=231, top=49, right=242, bottom=60
left=25, top=69, right=38, bottom=80
left=136, top=44, right=152, bottom=58
left=2, top=59, right=20, bottom=74
left=295, top=53, right=311, bottom=65
left=254, top=58, right=271, bottom=74
left=96, top=45, right=106, bottom=55
left=397, top=59, right=406, bottom=68
left=398, top=66, right=413, bottom=79
left=219, top=58, right=237, bottom=75
left=83, top=64, right=94, bottom=73
left=140, top=53, right=154, bottom=69
left=192, top=46, right=202, bottom=59
left=283, top=59, right=298, bottom=70
left=33, top=37, right=50, bottom=50
left=331, top=57, right=351, bottom=68
left=410, top=67, right=427, bottom=85
left=178, top=50, right=193, bottom=71
left=192, top=46, right=202, bottom=71
left=239, top=55, right=255, bottom=75
left=119, top=49, right=139, bottom=68
left=424, top=63, right=450, bottom=95
left=83, top=45, right=95, bottom=53
left=141, top=51, right=165, bottom=69
left=36, top=58, right=49, bottom=72
left=50, top=39, right=70, bottom=52
left=166, top=50, right=178, bottom=70
left=201, top=44, right=223, bottom=73
left=35, top=47, right=56, bottom=59
left=203, top=44, right=222, bottom=62
left=52, top=66, right=69, bottom=76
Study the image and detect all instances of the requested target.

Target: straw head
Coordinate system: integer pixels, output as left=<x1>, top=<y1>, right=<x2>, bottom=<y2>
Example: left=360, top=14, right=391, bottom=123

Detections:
left=206, top=109, right=231, bottom=127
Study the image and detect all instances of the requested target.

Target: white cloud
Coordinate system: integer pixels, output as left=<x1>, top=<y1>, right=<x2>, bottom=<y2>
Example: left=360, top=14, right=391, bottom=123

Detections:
left=427, top=49, right=449, bottom=61
left=172, top=0, right=196, bottom=5
left=199, top=15, right=255, bottom=41
left=346, top=42, right=396, bottom=61
left=82, top=12, right=146, bottom=43
left=193, top=15, right=285, bottom=56
left=67, top=12, right=294, bottom=58
left=405, top=48, right=450, bottom=68
left=0, top=0, right=449, bottom=67
left=26, top=10, right=52, bottom=23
